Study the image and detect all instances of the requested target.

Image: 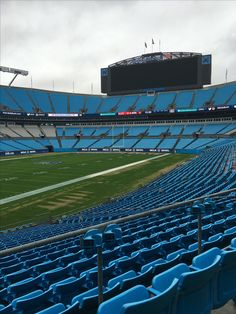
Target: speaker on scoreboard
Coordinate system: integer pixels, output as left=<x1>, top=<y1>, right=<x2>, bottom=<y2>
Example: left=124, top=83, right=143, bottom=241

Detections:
left=202, top=55, right=212, bottom=85
left=101, top=68, right=108, bottom=93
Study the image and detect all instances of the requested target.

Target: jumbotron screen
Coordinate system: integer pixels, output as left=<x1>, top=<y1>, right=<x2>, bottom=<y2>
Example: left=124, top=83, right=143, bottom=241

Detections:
left=101, top=53, right=211, bottom=95
left=111, top=56, right=199, bottom=91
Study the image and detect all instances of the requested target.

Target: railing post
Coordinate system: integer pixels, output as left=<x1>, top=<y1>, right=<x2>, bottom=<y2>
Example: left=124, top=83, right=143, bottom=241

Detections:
left=191, top=203, right=205, bottom=255
left=197, top=212, right=202, bottom=255
left=97, top=245, right=103, bottom=305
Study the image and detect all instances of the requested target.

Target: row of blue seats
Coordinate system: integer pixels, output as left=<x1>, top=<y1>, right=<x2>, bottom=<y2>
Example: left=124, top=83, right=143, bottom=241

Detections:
left=1, top=136, right=235, bottom=153
left=97, top=243, right=236, bottom=314
left=2, top=123, right=235, bottom=141
left=1, top=216, right=235, bottom=288
left=1, top=239, right=235, bottom=314
left=65, top=146, right=236, bottom=226
left=0, top=217, right=235, bottom=308
left=0, top=186, right=233, bottom=249
left=0, top=200, right=230, bottom=273
left=1, top=82, right=236, bottom=113
left=1, top=199, right=235, bottom=296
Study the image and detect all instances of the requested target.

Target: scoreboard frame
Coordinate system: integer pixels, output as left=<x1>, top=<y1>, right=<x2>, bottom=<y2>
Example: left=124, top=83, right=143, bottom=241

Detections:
left=101, top=52, right=211, bottom=95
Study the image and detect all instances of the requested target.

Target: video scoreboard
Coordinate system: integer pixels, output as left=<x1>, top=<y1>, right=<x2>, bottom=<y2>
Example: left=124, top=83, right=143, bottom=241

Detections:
left=101, top=52, right=211, bottom=95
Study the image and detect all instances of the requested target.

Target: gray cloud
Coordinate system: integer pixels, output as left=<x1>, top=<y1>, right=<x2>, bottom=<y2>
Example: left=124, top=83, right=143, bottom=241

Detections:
left=1, top=0, right=236, bottom=94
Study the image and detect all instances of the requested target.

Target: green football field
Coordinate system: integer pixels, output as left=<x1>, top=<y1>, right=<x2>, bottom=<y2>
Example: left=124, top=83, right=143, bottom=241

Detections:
left=0, top=152, right=193, bottom=229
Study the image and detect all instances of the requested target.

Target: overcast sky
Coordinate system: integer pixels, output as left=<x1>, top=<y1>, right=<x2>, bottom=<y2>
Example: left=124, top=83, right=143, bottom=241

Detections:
left=0, top=0, right=236, bottom=94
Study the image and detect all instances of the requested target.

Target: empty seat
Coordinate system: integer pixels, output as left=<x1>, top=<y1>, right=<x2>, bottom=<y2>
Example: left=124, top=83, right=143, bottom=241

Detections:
left=152, top=257, right=221, bottom=314
left=0, top=304, right=13, bottom=313
left=115, top=255, right=139, bottom=274
left=36, top=303, right=66, bottom=314
left=0, top=262, right=24, bottom=276
left=7, top=276, right=43, bottom=301
left=41, top=266, right=72, bottom=288
left=51, top=274, right=87, bottom=305
left=33, top=260, right=58, bottom=275
left=213, top=249, right=236, bottom=309
left=108, top=271, right=137, bottom=289
left=69, top=256, right=97, bottom=276
left=4, top=268, right=33, bottom=286
left=12, top=289, right=55, bottom=313
left=192, top=247, right=236, bottom=309
left=71, top=286, right=99, bottom=306
left=121, top=268, right=153, bottom=291
left=58, top=251, right=84, bottom=267
left=229, top=237, right=236, bottom=249
left=97, top=285, right=149, bottom=314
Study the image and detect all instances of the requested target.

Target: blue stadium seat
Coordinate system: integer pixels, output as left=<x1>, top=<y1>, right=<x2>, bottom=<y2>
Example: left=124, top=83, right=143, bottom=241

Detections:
left=229, top=237, right=236, bottom=249
left=120, top=268, right=153, bottom=290
left=72, top=284, right=121, bottom=314
left=7, top=276, right=43, bottom=301
left=221, top=226, right=236, bottom=247
left=0, top=304, right=13, bottom=314
left=51, top=274, right=87, bottom=305
left=203, top=233, right=223, bottom=251
left=0, top=262, right=24, bottom=276
left=108, top=270, right=137, bottom=289
left=152, top=257, right=221, bottom=314
left=71, top=286, right=98, bottom=306
left=4, top=268, right=33, bottom=286
left=69, top=256, right=97, bottom=276
left=115, top=255, right=139, bottom=274
left=41, top=266, right=72, bottom=288
left=33, top=260, right=58, bottom=275
left=36, top=303, right=66, bottom=314
left=58, top=251, right=84, bottom=267
left=11, top=289, right=54, bottom=313
left=214, top=249, right=236, bottom=308
left=116, top=280, right=178, bottom=314
left=97, top=285, right=149, bottom=314
left=192, top=247, right=236, bottom=309
left=102, top=248, right=121, bottom=266
left=80, top=264, right=116, bottom=288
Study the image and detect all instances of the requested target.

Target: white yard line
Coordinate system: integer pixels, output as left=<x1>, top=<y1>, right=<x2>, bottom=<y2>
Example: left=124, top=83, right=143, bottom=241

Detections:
left=0, top=154, right=169, bottom=205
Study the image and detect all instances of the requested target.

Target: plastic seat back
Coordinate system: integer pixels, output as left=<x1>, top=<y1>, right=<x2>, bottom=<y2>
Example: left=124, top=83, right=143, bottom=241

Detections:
left=13, top=289, right=54, bottom=313
left=121, top=268, right=153, bottom=290
left=122, top=279, right=178, bottom=314
left=108, top=271, right=136, bottom=289
left=97, top=285, right=149, bottom=314
left=213, top=250, right=236, bottom=308
left=176, top=256, right=221, bottom=314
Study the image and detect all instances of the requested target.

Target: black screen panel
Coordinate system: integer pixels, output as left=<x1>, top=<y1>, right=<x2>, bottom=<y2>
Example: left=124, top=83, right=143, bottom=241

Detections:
left=110, top=56, right=200, bottom=92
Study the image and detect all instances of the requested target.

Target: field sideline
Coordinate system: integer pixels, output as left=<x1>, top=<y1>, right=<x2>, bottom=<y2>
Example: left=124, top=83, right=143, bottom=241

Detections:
left=0, top=153, right=193, bottom=229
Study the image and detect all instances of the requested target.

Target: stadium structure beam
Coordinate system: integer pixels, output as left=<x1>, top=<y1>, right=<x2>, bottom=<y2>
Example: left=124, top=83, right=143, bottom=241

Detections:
left=0, top=66, right=28, bottom=86
left=0, top=187, right=235, bottom=257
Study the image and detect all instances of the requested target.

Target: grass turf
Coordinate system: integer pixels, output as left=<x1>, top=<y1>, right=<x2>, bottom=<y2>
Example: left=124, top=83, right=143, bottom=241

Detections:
left=0, top=153, right=153, bottom=198
left=0, top=153, right=193, bottom=229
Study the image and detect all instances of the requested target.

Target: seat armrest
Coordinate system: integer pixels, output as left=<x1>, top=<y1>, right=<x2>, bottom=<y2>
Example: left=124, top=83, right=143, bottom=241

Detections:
left=147, top=287, right=160, bottom=296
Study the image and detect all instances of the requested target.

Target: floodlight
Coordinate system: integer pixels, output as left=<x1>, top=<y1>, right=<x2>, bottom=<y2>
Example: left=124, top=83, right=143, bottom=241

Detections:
left=0, top=66, right=28, bottom=86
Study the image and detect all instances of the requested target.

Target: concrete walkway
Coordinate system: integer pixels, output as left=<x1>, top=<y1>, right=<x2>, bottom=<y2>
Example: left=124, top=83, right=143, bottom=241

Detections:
left=0, top=153, right=169, bottom=206
left=211, top=300, right=236, bottom=314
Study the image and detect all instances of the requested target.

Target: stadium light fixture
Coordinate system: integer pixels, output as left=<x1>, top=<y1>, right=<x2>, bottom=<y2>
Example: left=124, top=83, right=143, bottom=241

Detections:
left=0, top=66, right=28, bottom=86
